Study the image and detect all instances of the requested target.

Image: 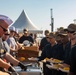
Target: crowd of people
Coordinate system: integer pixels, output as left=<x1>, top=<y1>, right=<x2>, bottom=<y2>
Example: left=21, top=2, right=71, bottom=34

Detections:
left=29, top=24, right=76, bottom=75
left=0, top=18, right=76, bottom=75
left=0, top=19, right=33, bottom=75
left=40, top=23, right=76, bottom=75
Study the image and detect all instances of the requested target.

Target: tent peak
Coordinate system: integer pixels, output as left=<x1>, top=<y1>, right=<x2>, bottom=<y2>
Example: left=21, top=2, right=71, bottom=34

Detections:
left=11, top=10, right=43, bottom=33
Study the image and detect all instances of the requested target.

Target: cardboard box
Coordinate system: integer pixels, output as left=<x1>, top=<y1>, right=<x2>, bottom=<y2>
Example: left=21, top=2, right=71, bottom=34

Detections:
left=17, top=48, right=39, bottom=62
left=23, top=46, right=38, bottom=51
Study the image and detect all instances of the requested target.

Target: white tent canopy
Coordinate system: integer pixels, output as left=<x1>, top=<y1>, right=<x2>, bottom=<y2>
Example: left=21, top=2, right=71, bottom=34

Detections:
left=12, top=10, right=43, bottom=34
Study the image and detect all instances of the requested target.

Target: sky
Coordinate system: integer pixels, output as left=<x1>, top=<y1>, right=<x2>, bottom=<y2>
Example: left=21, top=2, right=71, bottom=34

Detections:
left=0, top=0, right=76, bottom=32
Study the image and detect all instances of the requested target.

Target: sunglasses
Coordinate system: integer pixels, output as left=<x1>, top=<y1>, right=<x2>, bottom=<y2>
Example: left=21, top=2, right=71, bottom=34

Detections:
left=0, top=26, right=7, bottom=32
left=73, top=32, right=76, bottom=35
left=10, top=31, right=15, bottom=32
left=67, top=31, right=75, bottom=33
left=5, top=34, right=9, bottom=35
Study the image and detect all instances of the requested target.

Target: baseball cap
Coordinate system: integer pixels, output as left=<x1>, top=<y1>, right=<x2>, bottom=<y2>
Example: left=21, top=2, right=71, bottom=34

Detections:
left=58, top=30, right=67, bottom=36
left=0, top=15, right=13, bottom=25
left=64, top=23, right=76, bottom=32
left=48, top=32, right=55, bottom=38
left=9, top=26, right=15, bottom=31
left=0, top=19, right=9, bottom=31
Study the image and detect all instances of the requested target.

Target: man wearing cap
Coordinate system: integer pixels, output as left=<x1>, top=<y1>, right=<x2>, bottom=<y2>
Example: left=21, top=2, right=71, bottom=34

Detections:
left=32, top=32, right=64, bottom=75
left=6, top=26, right=19, bottom=57
left=0, top=19, right=10, bottom=75
left=57, top=30, right=69, bottom=49
left=0, top=19, right=28, bottom=74
left=55, top=30, right=70, bottom=75
left=19, top=28, right=34, bottom=45
left=57, top=23, right=76, bottom=75
left=67, top=24, right=76, bottom=75
left=63, top=24, right=76, bottom=65
left=68, top=32, right=76, bottom=75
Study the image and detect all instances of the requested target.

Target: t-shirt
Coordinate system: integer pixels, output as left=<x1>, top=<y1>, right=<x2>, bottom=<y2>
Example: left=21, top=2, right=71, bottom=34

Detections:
left=7, top=37, right=16, bottom=56
left=38, top=43, right=64, bottom=61
left=3, top=41, right=10, bottom=53
left=64, top=42, right=71, bottom=65
left=19, top=35, right=34, bottom=43
left=7, top=37, right=16, bottom=50
left=37, top=43, right=64, bottom=75
left=39, top=37, right=50, bottom=51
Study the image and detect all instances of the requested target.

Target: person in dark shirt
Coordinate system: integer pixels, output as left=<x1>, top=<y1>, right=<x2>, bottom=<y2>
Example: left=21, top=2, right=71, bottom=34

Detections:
left=39, top=30, right=50, bottom=51
left=68, top=32, right=76, bottom=75
left=64, top=24, right=76, bottom=66
left=38, top=32, right=64, bottom=75
left=64, top=41, right=71, bottom=65
left=69, top=45, right=76, bottom=75
left=59, top=23, right=76, bottom=75
left=19, top=28, right=34, bottom=45
left=57, top=30, right=69, bottom=75
left=58, top=30, right=69, bottom=60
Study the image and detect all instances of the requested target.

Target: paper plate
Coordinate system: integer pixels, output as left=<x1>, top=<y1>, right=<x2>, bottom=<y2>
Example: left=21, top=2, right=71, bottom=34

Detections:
left=59, top=68, right=69, bottom=73
left=28, top=58, right=38, bottom=61
left=41, top=58, right=49, bottom=63
left=46, top=64, right=59, bottom=70
left=47, top=59, right=63, bottom=64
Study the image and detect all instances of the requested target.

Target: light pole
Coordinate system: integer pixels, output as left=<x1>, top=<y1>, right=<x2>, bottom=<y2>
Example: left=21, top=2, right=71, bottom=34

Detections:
left=50, top=8, right=54, bottom=32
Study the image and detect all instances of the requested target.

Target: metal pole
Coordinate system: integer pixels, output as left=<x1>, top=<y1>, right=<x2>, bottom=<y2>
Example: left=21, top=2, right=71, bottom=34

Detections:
left=50, top=8, right=54, bottom=32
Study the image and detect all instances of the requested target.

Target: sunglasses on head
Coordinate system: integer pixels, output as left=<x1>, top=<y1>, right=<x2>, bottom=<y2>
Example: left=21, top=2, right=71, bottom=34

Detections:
left=0, top=26, right=7, bottom=32
left=67, top=31, right=75, bottom=33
